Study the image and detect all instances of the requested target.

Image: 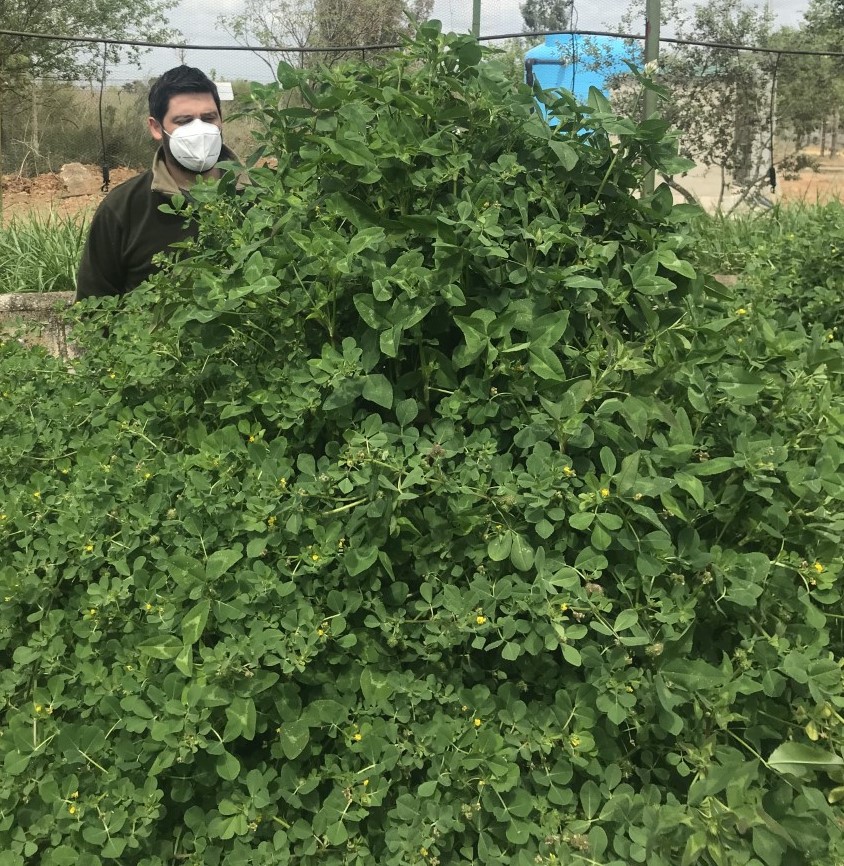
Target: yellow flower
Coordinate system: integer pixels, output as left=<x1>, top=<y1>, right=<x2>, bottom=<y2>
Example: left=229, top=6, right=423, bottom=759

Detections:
left=311, top=553, right=320, bottom=562
left=248, top=435, right=255, bottom=443
left=317, top=628, right=325, bottom=637
left=560, top=603, right=569, bottom=612
left=108, top=372, right=116, bottom=380
left=475, top=615, right=486, bottom=625
left=143, top=472, right=152, bottom=480
left=736, top=307, right=748, bottom=316
left=267, top=516, right=277, bottom=527
left=570, top=734, right=581, bottom=747
left=278, top=478, right=288, bottom=488
left=813, top=561, right=825, bottom=574
left=461, top=705, right=468, bottom=712
left=0, top=514, right=6, bottom=521
left=473, top=718, right=482, bottom=728
left=363, top=779, right=370, bottom=787
left=88, top=608, right=97, bottom=617
left=353, top=732, right=362, bottom=742
left=84, top=544, right=94, bottom=553
left=33, top=491, right=41, bottom=499
left=420, top=848, right=429, bottom=857
left=144, top=602, right=153, bottom=611
left=563, top=466, right=575, bottom=477
left=34, top=704, right=43, bottom=713
left=600, top=487, right=610, bottom=498
left=70, top=791, right=79, bottom=799
left=68, top=805, right=76, bottom=815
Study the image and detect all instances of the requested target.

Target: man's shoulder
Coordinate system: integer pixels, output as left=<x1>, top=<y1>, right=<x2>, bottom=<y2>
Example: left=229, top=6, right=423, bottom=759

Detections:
left=98, top=169, right=155, bottom=211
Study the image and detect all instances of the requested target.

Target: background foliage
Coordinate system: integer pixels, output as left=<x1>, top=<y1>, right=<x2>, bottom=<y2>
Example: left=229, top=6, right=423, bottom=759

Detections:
left=0, top=24, right=842, bottom=866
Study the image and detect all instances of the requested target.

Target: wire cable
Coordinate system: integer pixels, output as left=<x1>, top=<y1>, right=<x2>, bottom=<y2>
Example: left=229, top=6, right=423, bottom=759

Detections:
left=3, top=25, right=844, bottom=59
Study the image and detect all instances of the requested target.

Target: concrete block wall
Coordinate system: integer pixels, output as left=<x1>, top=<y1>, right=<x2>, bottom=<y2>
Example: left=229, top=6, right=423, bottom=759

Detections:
left=0, top=292, right=75, bottom=359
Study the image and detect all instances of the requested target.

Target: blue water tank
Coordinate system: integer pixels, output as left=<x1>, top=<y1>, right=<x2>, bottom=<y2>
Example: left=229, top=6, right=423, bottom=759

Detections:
left=524, top=34, right=639, bottom=116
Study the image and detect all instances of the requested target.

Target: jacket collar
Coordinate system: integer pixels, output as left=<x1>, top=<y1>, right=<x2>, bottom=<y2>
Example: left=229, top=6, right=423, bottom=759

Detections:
left=150, top=144, right=243, bottom=196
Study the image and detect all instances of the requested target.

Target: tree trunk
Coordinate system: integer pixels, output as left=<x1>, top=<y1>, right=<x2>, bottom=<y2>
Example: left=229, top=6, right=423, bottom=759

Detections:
left=821, top=117, right=827, bottom=157
left=832, top=106, right=840, bottom=159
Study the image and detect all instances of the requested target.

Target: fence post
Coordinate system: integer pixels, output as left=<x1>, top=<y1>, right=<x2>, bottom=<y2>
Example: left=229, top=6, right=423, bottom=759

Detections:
left=643, top=0, right=660, bottom=194
left=472, top=0, right=481, bottom=38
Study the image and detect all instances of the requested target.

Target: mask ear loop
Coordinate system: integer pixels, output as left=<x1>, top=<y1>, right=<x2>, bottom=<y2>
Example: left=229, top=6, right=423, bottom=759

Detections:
left=98, top=41, right=110, bottom=193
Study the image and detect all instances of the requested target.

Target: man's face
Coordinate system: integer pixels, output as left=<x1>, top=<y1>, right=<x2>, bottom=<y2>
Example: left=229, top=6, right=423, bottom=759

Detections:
left=147, top=92, right=222, bottom=151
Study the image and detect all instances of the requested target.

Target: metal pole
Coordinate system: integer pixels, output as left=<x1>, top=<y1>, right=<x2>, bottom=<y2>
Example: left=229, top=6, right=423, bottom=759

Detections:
left=471, top=0, right=481, bottom=38
left=643, top=0, right=660, bottom=194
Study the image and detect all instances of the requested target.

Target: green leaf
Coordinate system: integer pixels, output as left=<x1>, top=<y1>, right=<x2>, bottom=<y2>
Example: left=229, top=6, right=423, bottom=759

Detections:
left=345, top=547, right=378, bottom=576
left=569, top=512, right=594, bottom=530
left=322, top=135, right=375, bottom=167
left=614, top=609, right=638, bottom=632
left=182, top=599, right=210, bottom=646
left=675, top=472, right=705, bottom=508
left=138, top=636, right=182, bottom=660
left=510, top=533, right=534, bottom=571
left=396, top=398, right=418, bottom=426
left=685, top=457, right=737, bottom=476
left=767, top=742, right=844, bottom=778
left=206, top=548, right=243, bottom=581
left=216, top=751, right=241, bottom=781
left=225, top=697, right=257, bottom=741
left=550, top=141, right=578, bottom=170
left=488, top=532, right=513, bottom=561
left=529, top=345, right=565, bottom=380
left=279, top=720, right=310, bottom=760
left=362, top=374, right=393, bottom=409
left=360, top=668, right=393, bottom=705
left=580, top=779, right=601, bottom=819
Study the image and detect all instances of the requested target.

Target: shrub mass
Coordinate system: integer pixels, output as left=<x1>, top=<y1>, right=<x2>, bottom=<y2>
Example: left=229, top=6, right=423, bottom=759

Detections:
left=1, top=23, right=843, bottom=866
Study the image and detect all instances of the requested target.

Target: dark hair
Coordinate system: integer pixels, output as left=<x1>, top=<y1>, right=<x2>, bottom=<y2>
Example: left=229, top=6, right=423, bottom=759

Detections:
left=148, top=66, right=221, bottom=123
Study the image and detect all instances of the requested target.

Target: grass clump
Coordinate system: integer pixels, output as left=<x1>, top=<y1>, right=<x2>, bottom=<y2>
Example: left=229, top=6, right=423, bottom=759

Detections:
left=0, top=212, right=88, bottom=294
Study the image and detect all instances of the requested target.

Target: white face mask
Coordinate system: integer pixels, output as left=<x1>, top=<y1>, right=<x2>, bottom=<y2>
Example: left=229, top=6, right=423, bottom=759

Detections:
left=164, top=118, right=222, bottom=173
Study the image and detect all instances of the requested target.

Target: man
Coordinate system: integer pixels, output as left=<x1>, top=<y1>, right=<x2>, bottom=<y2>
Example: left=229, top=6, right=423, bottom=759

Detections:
left=75, top=66, right=236, bottom=301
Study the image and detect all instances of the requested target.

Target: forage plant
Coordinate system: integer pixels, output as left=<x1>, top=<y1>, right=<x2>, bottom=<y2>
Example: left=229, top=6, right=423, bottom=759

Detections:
left=0, top=21, right=842, bottom=866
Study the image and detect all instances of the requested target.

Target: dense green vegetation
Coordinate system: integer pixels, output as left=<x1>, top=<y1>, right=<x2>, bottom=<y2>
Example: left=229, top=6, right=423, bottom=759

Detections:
left=0, top=214, right=88, bottom=294
left=0, top=24, right=842, bottom=866
left=694, top=201, right=844, bottom=334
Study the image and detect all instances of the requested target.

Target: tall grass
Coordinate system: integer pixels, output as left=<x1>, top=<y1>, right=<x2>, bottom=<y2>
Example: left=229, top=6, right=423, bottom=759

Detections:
left=691, top=198, right=844, bottom=274
left=0, top=213, right=88, bottom=294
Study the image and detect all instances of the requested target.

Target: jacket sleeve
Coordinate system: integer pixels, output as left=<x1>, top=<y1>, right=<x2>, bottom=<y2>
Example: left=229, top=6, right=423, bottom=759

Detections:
left=75, top=203, right=126, bottom=301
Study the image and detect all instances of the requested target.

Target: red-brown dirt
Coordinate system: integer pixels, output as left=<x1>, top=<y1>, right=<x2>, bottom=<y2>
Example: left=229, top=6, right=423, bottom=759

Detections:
left=0, top=166, right=140, bottom=222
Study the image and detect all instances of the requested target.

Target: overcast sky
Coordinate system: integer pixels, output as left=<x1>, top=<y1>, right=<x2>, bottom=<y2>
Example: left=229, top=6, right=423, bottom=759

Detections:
left=116, top=0, right=810, bottom=83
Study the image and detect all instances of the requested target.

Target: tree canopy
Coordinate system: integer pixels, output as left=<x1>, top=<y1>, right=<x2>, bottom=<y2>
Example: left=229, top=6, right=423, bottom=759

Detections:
left=0, top=0, right=176, bottom=85
left=219, top=0, right=433, bottom=74
left=520, top=0, right=570, bottom=33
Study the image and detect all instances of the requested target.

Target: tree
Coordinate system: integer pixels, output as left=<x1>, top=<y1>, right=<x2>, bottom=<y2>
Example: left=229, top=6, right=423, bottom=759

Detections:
left=613, top=0, right=774, bottom=210
left=0, top=0, right=176, bottom=85
left=520, top=0, right=571, bottom=33
left=0, top=0, right=175, bottom=209
left=219, top=0, right=433, bottom=74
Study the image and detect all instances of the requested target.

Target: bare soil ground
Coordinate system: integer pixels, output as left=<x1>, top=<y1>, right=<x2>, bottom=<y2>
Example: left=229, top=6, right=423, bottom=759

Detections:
left=2, top=150, right=844, bottom=222
left=775, top=147, right=844, bottom=205
left=0, top=167, right=140, bottom=222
